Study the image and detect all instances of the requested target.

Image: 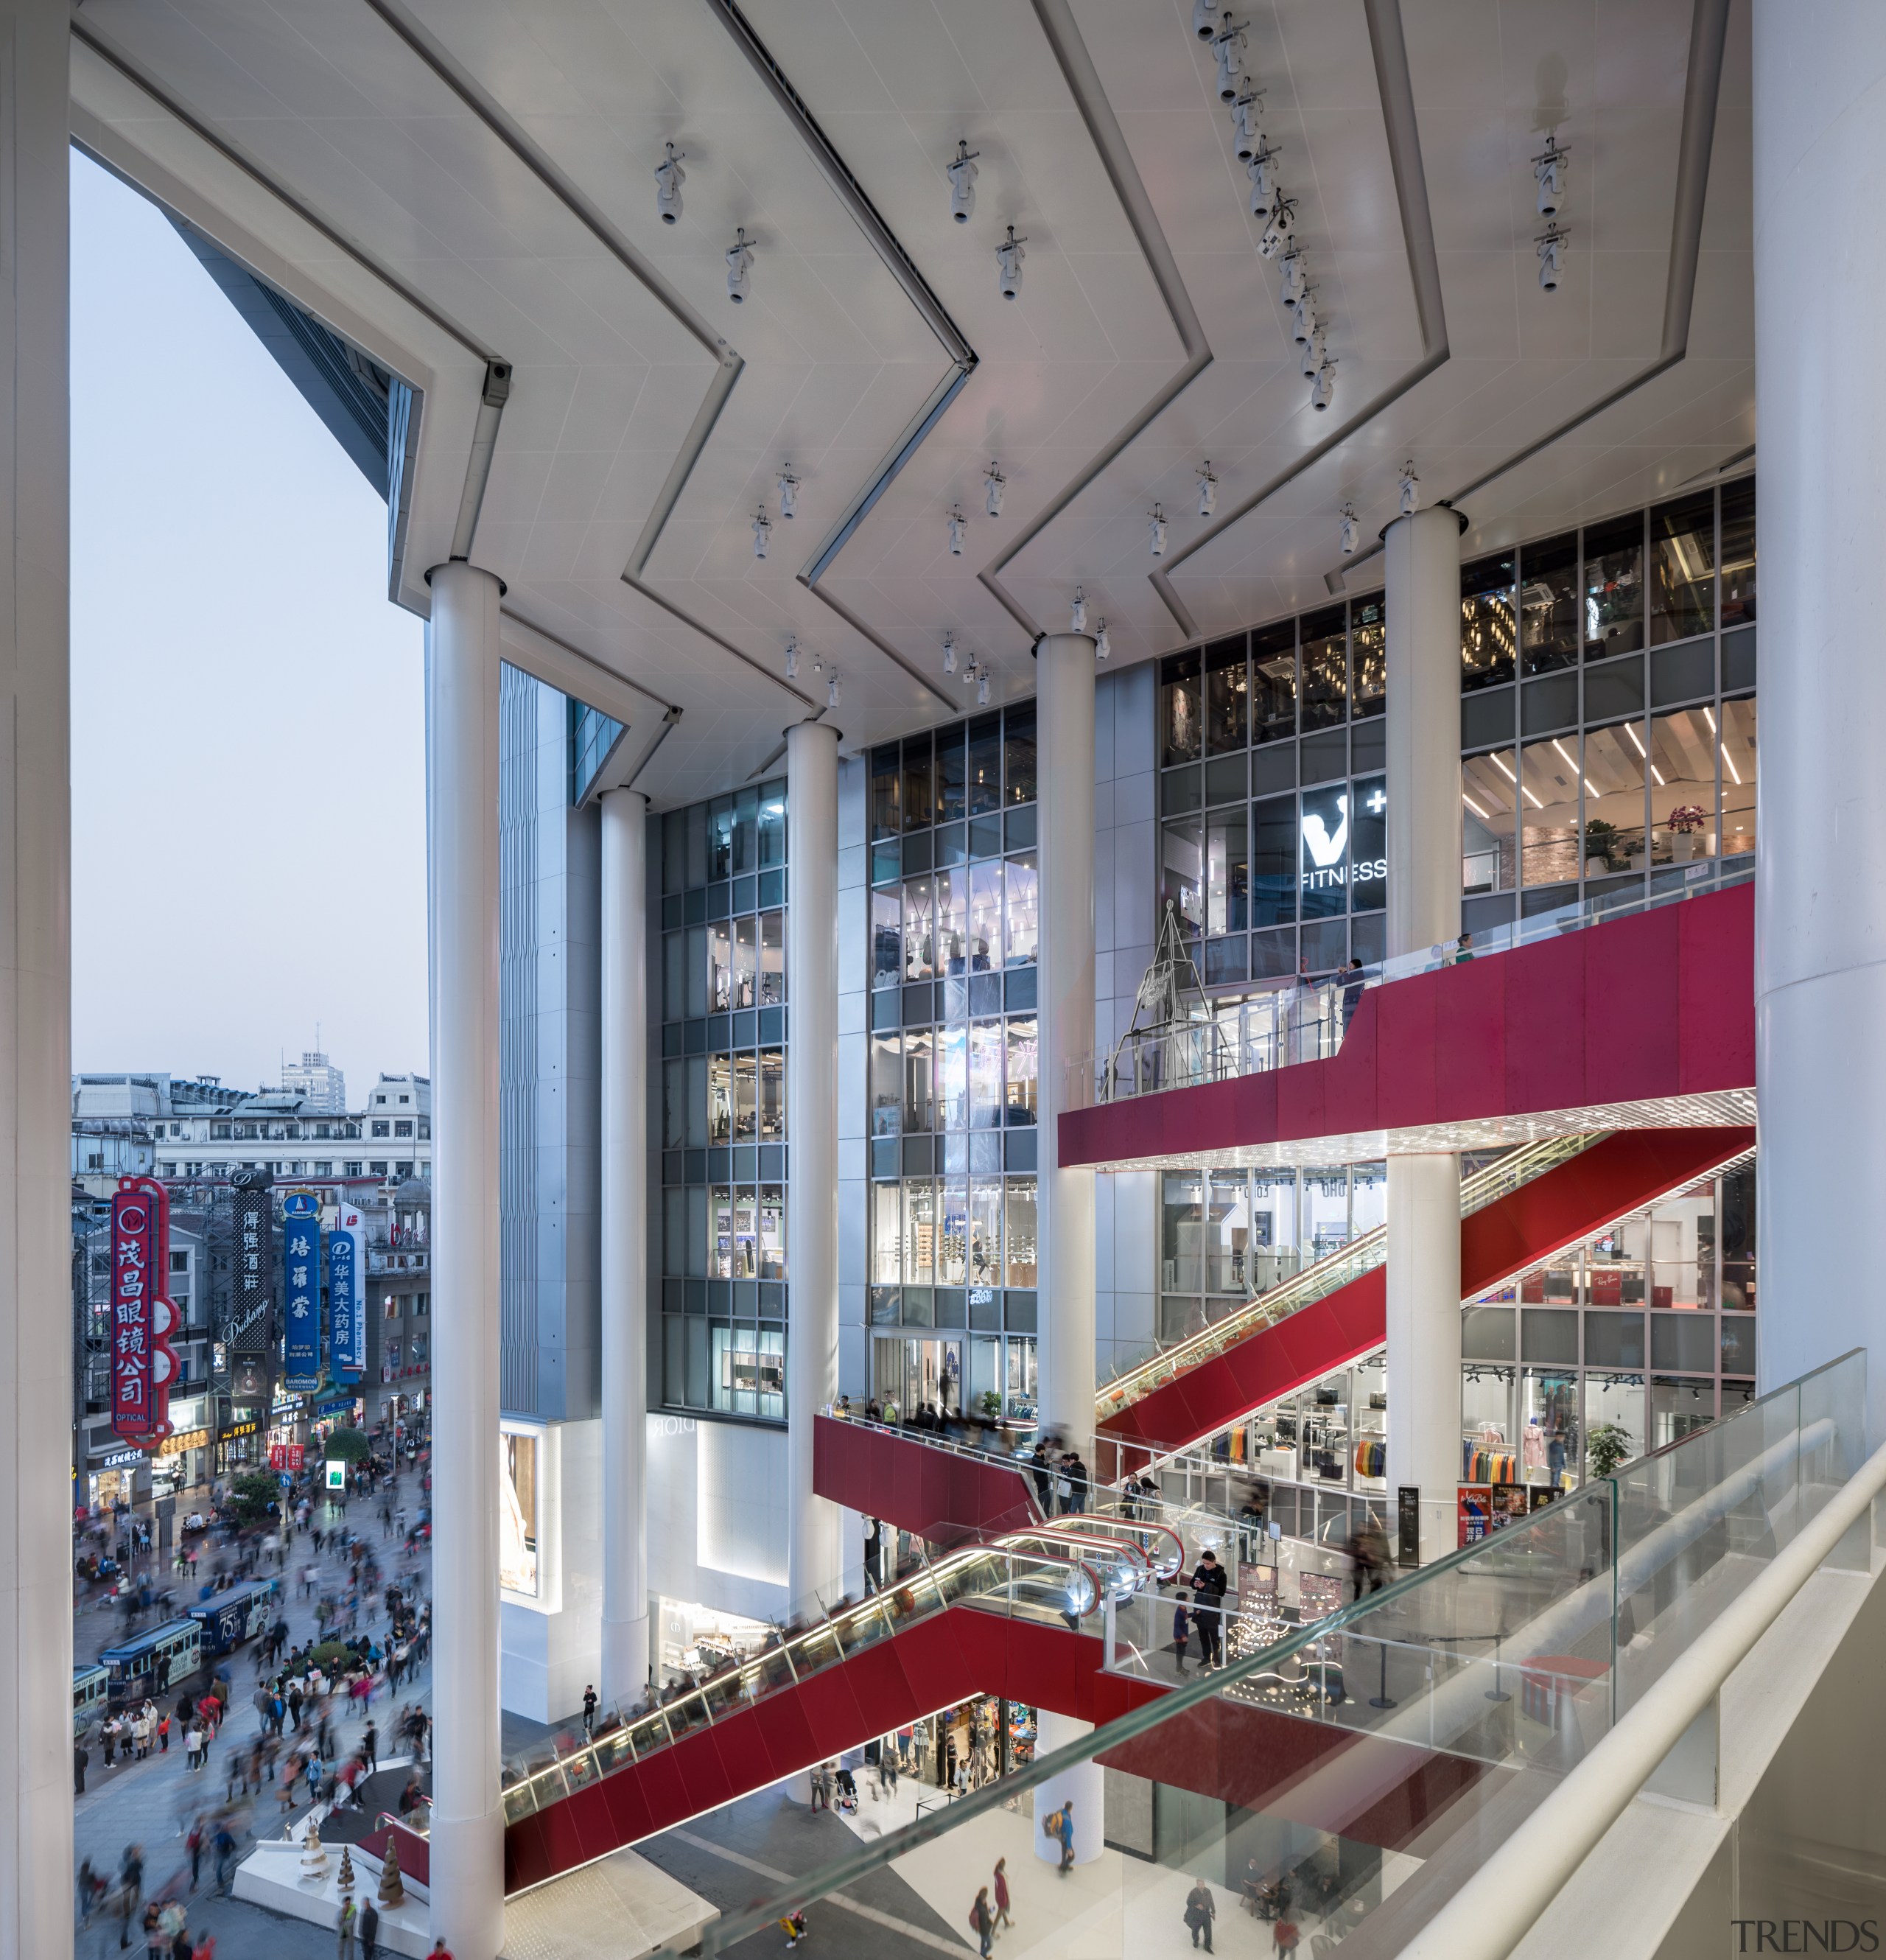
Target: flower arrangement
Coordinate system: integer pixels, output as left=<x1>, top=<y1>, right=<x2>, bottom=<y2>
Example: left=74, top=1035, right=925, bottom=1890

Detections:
left=1666, top=805, right=1708, bottom=835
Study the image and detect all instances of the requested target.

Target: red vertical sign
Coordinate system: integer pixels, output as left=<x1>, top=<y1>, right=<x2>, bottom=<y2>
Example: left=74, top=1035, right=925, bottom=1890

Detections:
left=111, top=1177, right=178, bottom=1441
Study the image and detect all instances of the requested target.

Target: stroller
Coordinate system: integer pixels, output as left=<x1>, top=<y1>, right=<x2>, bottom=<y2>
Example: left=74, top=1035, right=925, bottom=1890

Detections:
left=834, top=1767, right=858, bottom=1813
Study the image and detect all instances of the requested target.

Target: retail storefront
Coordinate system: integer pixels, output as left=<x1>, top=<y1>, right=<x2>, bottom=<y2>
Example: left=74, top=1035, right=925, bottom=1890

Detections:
left=214, top=1414, right=262, bottom=1477
left=883, top=1695, right=1035, bottom=1793
left=87, top=1446, right=147, bottom=1512
left=869, top=1329, right=1037, bottom=1428
left=653, top=1597, right=777, bottom=1687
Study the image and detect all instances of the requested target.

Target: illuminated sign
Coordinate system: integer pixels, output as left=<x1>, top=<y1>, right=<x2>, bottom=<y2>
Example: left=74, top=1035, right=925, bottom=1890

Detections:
left=1300, top=777, right=1387, bottom=905
left=329, top=1205, right=365, bottom=1379
left=156, top=1428, right=211, bottom=1458
left=110, top=1179, right=178, bottom=1441
left=282, top=1192, right=321, bottom=1388
left=230, top=1169, right=274, bottom=1366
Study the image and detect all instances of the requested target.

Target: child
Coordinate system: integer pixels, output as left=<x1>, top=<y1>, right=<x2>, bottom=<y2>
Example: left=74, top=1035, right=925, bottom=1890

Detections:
left=1172, top=1590, right=1192, bottom=1674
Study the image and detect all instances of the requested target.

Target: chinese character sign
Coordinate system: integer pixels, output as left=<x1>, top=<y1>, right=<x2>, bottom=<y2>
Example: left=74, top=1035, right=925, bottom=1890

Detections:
left=111, top=1178, right=178, bottom=1440
left=329, top=1206, right=365, bottom=1379
left=281, top=1193, right=321, bottom=1387
left=230, top=1169, right=274, bottom=1365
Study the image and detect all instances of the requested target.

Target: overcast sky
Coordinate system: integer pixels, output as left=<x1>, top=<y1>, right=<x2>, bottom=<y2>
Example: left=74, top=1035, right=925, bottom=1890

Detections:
left=71, top=152, right=429, bottom=1105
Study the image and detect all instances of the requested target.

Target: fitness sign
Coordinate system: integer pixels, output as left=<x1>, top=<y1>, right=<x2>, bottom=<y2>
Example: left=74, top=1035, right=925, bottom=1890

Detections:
left=110, top=1177, right=180, bottom=1441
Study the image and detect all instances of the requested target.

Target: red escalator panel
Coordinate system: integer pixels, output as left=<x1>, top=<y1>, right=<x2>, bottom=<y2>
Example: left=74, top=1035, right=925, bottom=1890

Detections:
left=812, top=1415, right=1041, bottom=1541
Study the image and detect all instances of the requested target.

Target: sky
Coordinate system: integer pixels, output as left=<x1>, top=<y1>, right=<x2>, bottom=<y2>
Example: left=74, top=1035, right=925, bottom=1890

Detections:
left=71, top=151, right=429, bottom=1105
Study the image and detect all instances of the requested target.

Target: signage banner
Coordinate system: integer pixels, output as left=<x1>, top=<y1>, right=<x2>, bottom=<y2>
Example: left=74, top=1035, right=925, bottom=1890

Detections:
left=110, top=1178, right=178, bottom=1440
left=329, top=1204, right=366, bottom=1379
left=229, top=1169, right=274, bottom=1360
left=281, top=1192, right=321, bottom=1388
left=268, top=1443, right=306, bottom=1473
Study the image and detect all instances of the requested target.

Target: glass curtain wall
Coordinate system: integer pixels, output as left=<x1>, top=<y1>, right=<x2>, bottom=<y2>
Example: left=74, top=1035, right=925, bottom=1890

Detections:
left=866, top=707, right=1041, bottom=1425
left=658, top=781, right=790, bottom=1420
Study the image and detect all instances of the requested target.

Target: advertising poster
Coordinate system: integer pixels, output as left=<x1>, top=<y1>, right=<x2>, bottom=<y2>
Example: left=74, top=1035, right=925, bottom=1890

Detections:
left=281, top=1192, right=321, bottom=1388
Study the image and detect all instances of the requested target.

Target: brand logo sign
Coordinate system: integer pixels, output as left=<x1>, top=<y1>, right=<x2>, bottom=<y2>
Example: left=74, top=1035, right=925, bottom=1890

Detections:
left=111, top=1179, right=178, bottom=1441
left=282, top=1192, right=321, bottom=1388
left=1732, top=1925, right=1880, bottom=1954
left=230, top=1168, right=274, bottom=1363
left=329, top=1205, right=366, bottom=1379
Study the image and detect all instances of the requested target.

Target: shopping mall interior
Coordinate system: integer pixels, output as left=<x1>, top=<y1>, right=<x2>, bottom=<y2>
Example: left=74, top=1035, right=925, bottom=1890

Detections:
left=16, top=1, right=1886, bottom=1956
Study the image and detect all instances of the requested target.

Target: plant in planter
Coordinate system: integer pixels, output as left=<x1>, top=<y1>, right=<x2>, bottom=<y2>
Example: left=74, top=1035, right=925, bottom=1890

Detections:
left=1582, top=817, right=1623, bottom=875
left=1665, top=804, right=1708, bottom=864
left=977, top=1390, right=1002, bottom=1420
left=1585, top=1421, right=1634, bottom=1479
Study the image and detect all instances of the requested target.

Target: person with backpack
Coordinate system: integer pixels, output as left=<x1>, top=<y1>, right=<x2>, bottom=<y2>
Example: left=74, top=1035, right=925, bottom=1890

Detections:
left=970, top=1886, right=995, bottom=1957
left=1056, top=1797, right=1076, bottom=1872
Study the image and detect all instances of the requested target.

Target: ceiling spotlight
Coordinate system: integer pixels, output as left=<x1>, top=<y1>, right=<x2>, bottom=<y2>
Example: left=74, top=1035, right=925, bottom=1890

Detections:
left=1258, top=197, right=1296, bottom=261
left=1149, top=505, right=1168, bottom=559
left=1538, top=223, right=1568, bottom=292
left=1196, top=463, right=1218, bottom=519
left=963, top=655, right=979, bottom=687
left=1398, top=465, right=1419, bottom=516
left=1193, top=0, right=1217, bottom=39
left=752, top=508, right=771, bottom=559
left=1339, top=505, right=1359, bottom=556
left=777, top=471, right=799, bottom=519
left=1095, top=617, right=1111, bottom=661
left=785, top=634, right=799, bottom=680
left=1070, top=587, right=1088, bottom=633
left=726, top=227, right=754, bottom=303
left=977, top=671, right=991, bottom=706
left=1310, top=360, right=1335, bottom=413
left=996, top=226, right=1026, bottom=300
left=1300, top=328, right=1325, bottom=379
left=1535, top=133, right=1568, bottom=217
left=1246, top=145, right=1277, bottom=214
left=655, top=141, right=686, bottom=225
left=1211, top=16, right=1247, bottom=102
left=827, top=671, right=842, bottom=710
left=983, top=462, right=1006, bottom=519
left=1231, top=91, right=1264, bottom=161
left=1291, top=292, right=1317, bottom=346
left=1280, top=243, right=1307, bottom=308
left=947, top=505, right=967, bottom=556
left=942, top=633, right=958, bottom=676
left=947, top=140, right=981, bottom=225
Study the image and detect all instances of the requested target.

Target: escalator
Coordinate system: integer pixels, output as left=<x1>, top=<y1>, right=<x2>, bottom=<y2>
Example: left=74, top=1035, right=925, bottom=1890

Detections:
left=1096, top=1125, right=1755, bottom=1465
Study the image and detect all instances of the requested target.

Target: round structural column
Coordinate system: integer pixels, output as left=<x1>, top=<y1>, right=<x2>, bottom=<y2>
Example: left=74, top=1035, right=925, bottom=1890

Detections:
left=1383, top=506, right=1464, bottom=1561
left=426, top=561, right=506, bottom=1959
left=599, top=787, right=651, bottom=1707
left=786, top=720, right=843, bottom=1606
left=0, top=4, right=72, bottom=1949
left=1753, top=0, right=1886, bottom=1442
left=1037, top=634, right=1098, bottom=1454
left=1031, top=1710, right=1105, bottom=1866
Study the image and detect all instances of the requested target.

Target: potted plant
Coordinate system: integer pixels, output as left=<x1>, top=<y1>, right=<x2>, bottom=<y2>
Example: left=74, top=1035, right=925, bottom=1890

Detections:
left=1582, top=817, right=1622, bottom=877
left=1665, top=804, right=1708, bottom=864
left=1585, top=1421, right=1633, bottom=1479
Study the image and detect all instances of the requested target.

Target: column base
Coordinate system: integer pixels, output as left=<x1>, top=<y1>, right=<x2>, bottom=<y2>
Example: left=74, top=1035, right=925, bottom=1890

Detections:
left=1031, top=1711, right=1104, bottom=1867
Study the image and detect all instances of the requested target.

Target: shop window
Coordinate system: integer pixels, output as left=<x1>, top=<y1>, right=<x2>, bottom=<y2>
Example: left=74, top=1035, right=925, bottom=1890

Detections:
left=1462, top=552, right=1517, bottom=691
left=1519, top=736, right=1580, bottom=886
left=1521, top=1371, right=1580, bottom=1486
left=707, top=920, right=732, bottom=1012
left=1004, top=704, right=1037, bottom=805
left=1720, top=478, right=1756, bottom=628
left=1204, top=810, right=1248, bottom=934
left=1160, top=650, right=1203, bottom=767
left=1720, top=696, right=1756, bottom=858
left=757, top=779, right=787, bottom=869
left=1720, top=1313, right=1756, bottom=1377
left=936, top=723, right=967, bottom=825
left=1462, top=750, right=1518, bottom=894
left=966, top=861, right=1002, bottom=971
left=1350, top=774, right=1386, bottom=912
left=871, top=888, right=901, bottom=989
left=903, top=734, right=934, bottom=831
left=1583, top=1373, right=1643, bottom=1477
left=870, top=1031, right=901, bottom=1137
left=1300, top=607, right=1347, bottom=729
left=731, top=785, right=758, bottom=875
left=1003, top=1180, right=1037, bottom=1288
left=1161, top=816, right=1205, bottom=935
left=1205, top=636, right=1248, bottom=752
left=1583, top=514, right=1644, bottom=659
left=870, top=1186, right=900, bottom=1284
left=967, top=713, right=1003, bottom=816
left=1251, top=794, right=1297, bottom=927
left=1004, top=853, right=1038, bottom=965
left=1519, top=533, right=1580, bottom=675
left=933, top=867, right=968, bottom=974
left=871, top=745, right=902, bottom=841
left=1004, top=1018, right=1037, bottom=1126
left=758, top=1186, right=785, bottom=1281
left=937, top=1024, right=967, bottom=1131
left=1462, top=1366, right=1518, bottom=1480
left=759, top=910, right=785, bottom=1004
left=1650, top=1375, right=1715, bottom=1448
left=1647, top=707, right=1717, bottom=867
left=1252, top=621, right=1297, bottom=744
left=1351, top=597, right=1386, bottom=716
left=968, top=1021, right=1003, bottom=1130
left=902, top=1029, right=935, bottom=1133
left=707, top=1057, right=733, bottom=1146
left=967, top=1183, right=1002, bottom=1290
left=1581, top=721, right=1646, bottom=874
left=1650, top=491, right=1715, bottom=645
left=758, top=1049, right=785, bottom=1141
left=900, top=877, right=934, bottom=981
left=1162, top=1171, right=1204, bottom=1295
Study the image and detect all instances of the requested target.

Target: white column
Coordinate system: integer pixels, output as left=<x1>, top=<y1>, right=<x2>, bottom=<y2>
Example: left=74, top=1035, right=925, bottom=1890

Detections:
left=1753, top=1, right=1886, bottom=1443
left=1031, top=1710, right=1104, bottom=1866
left=0, top=6, right=71, bottom=1951
left=786, top=721, right=843, bottom=1606
left=1037, top=635, right=1098, bottom=1453
left=1383, top=507, right=1463, bottom=1561
left=427, top=561, right=505, bottom=1959
left=599, top=788, right=650, bottom=1707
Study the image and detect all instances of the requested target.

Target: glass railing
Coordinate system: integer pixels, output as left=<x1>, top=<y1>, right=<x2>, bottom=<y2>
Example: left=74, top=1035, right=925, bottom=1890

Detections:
left=497, top=1519, right=1144, bottom=1827
left=1096, top=1133, right=1602, bottom=1424
left=698, top=1348, right=1868, bottom=1958
left=1087, top=858, right=1753, bottom=1107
